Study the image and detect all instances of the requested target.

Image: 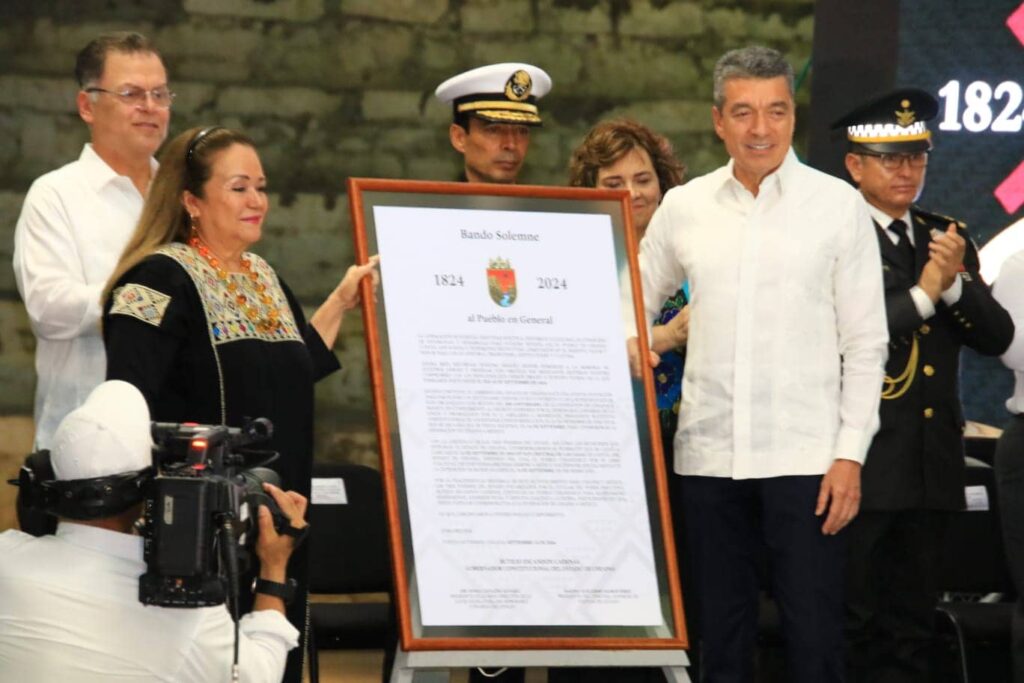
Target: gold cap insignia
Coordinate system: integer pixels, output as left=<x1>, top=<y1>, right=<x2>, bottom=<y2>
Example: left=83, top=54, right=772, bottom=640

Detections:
left=504, top=70, right=532, bottom=102
left=895, top=99, right=916, bottom=127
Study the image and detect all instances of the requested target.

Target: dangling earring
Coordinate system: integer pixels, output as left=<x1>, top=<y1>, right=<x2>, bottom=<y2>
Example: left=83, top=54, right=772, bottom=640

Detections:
left=188, top=214, right=199, bottom=243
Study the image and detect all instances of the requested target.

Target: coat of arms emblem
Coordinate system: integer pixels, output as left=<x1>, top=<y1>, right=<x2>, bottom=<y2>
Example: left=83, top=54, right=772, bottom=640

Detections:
left=487, top=257, right=516, bottom=307
left=504, top=70, right=532, bottom=102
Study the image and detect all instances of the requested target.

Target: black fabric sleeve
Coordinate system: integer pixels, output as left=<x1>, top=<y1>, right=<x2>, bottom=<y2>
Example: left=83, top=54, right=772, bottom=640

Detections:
left=943, top=237, right=1014, bottom=356
left=885, top=288, right=926, bottom=342
left=279, top=276, right=341, bottom=382
left=102, top=255, right=195, bottom=410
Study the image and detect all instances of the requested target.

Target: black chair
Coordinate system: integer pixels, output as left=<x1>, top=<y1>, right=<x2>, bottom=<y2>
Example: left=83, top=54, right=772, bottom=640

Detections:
left=963, top=436, right=998, bottom=468
left=934, top=460, right=1015, bottom=683
left=307, top=462, right=394, bottom=683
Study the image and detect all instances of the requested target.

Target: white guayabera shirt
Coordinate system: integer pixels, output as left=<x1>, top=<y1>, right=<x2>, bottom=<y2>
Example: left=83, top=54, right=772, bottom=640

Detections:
left=13, top=144, right=156, bottom=448
left=993, top=250, right=1024, bottom=415
left=639, top=149, right=889, bottom=479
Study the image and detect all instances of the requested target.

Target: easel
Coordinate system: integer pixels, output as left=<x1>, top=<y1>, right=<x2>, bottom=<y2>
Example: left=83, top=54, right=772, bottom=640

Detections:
left=389, top=647, right=691, bottom=683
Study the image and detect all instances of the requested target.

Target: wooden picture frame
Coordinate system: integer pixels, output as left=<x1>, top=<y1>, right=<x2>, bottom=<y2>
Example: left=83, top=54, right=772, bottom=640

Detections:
left=349, top=178, right=686, bottom=653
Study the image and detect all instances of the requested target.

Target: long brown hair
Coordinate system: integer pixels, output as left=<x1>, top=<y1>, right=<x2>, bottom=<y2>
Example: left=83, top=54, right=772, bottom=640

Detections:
left=103, top=126, right=256, bottom=302
left=568, top=118, right=686, bottom=196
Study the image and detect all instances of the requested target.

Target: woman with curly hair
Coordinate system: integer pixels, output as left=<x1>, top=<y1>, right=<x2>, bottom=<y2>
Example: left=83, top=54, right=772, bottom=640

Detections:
left=565, top=120, right=696, bottom=682
left=570, top=119, right=689, bottom=465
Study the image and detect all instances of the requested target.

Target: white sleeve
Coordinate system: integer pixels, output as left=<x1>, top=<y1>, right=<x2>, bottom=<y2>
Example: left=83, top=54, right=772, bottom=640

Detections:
left=638, top=196, right=687, bottom=331
left=994, top=252, right=1024, bottom=372
left=939, top=275, right=963, bottom=306
left=908, top=270, right=963, bottom=318
left=831, top=195, right=889, bottom=464
left=13, top=179, right=104, bottom=340
left=909, top=285, right=936, bottom=319
left=178, top=607, right=299, bottom=683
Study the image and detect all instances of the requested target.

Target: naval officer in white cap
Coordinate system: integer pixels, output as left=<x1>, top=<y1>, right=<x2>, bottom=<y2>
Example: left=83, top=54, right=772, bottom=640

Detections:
left=435, top=62, right=552, bottom=184
left=430, top=62, right=552, bottom=683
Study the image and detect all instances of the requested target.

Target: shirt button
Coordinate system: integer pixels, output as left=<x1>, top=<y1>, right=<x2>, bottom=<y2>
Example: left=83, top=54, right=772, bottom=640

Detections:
left=920, top=324, right=931, bottom=335
left=923, top=364, right=935, bottom=377
left=924, top=407, right=934, bottom=419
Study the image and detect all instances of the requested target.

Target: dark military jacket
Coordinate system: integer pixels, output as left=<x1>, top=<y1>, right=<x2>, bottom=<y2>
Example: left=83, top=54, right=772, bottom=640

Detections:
left=862, top=206, right=1014, bottom=510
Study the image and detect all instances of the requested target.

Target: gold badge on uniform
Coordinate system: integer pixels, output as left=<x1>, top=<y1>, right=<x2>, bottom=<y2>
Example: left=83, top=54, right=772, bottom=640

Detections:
left=895, top=99, right=916, bottom=127
left=504, top=70, right=532, bottom=101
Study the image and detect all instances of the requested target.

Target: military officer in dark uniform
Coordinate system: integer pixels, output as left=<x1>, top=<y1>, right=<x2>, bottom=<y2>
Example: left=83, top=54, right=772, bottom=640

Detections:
left=434, top=62, right=551, bottom=184
left=421, top=63, right=550, bottom=683
left=834, top=88, right=1014, bottom=682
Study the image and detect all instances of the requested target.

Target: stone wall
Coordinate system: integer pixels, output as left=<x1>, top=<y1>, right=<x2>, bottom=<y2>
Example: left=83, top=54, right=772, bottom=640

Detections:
left=0, top=0, right=815, bottom=477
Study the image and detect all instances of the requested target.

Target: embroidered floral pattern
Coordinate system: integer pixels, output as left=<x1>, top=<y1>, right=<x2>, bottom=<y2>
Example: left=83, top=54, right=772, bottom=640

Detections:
left=110, top=283, right=172, bottom=327
left=653, top=285, right=688, bottom=435
left=158, top=243, right=302, bottom=345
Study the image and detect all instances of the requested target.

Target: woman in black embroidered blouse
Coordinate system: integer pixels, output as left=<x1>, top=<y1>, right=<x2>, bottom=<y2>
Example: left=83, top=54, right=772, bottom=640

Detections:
left=102, top=126, right=378, bottom=683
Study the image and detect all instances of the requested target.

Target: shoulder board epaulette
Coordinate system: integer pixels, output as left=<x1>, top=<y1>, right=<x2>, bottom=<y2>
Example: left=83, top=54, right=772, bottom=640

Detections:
left=912, top=206, right=967, bottom=230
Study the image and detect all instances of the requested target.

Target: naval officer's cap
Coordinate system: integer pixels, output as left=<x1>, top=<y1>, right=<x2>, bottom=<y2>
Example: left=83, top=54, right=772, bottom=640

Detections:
left=435, top=63, right=552, bottom=127
left=831, top=87, right=939, bottom=154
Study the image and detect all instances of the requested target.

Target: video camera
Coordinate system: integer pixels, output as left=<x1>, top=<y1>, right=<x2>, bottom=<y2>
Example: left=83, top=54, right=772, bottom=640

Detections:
left=141, top=418, right=289, bottom=608
left=11, top=417, right=296, bottom=610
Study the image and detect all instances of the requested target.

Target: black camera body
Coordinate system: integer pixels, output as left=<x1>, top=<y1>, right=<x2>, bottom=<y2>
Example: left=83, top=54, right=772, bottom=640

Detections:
left=10, top=417, right=291, bottom=610
left=139, top=419, right=286, bottom=607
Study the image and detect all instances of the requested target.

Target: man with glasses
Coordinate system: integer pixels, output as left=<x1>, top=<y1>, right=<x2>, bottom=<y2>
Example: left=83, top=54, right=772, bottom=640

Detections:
left=13, top=31, right=171, bottom=453
left=835, top=88, right=1013, bottom=682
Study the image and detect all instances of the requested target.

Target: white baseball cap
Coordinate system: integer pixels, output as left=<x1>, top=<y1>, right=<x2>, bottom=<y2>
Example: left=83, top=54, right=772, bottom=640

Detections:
left=51, top=380, right=153, bottom=481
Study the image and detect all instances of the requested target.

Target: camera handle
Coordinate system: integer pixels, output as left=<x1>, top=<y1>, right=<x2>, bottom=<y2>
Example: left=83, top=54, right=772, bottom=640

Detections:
left=217, top=515, right=243, bottom=682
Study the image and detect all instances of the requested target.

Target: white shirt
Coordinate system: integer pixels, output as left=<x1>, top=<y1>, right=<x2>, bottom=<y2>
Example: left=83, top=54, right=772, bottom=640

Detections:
left=993, top=250, right=1024, bottom=414
left=13, top=144, right=156, bottom=448
left=0, top=523, right=298, bottom=683
left=639, top=150, right=888, bottom=479
left=865, top=203, right=963, bottom=317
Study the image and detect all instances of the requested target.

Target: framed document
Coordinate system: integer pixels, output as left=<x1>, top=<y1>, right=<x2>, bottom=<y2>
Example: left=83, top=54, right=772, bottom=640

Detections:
left=349, top=179, right=686, bottom=652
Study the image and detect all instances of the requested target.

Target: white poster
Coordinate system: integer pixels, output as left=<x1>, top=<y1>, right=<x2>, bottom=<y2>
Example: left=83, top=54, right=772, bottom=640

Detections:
left=374, top=205, right=660, bottom=627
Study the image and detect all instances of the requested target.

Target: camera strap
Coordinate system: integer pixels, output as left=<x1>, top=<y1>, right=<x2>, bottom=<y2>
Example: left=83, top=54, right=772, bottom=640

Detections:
left=11, top=450, right=154, bottom=520
left=279, top=523, right=309, bottom=547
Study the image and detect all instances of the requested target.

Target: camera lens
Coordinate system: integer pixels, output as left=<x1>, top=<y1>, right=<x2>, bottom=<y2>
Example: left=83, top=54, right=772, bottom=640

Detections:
left=238, top=467, right=281, bottom=491
left=236, top=467, right=287, bottom=543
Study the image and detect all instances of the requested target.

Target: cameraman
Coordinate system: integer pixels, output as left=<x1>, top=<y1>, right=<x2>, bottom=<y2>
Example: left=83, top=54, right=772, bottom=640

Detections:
left=0, top=381, right=306, bottom=682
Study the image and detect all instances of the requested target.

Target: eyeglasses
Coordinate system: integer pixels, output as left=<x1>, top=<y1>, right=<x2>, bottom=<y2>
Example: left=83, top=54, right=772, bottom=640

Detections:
left=859, top=151, right=929, bottom=170
left=84, top=86, right=175, bottom=109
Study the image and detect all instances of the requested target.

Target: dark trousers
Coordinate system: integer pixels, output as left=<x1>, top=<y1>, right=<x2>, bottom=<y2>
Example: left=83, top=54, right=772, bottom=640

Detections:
left=844, top=509, right=947, bottom=683
left=680, top=475, right=847, bottom=683
left=664, top=441, right=700, bottom=680
left=996, top=415, right=1024, bottom=683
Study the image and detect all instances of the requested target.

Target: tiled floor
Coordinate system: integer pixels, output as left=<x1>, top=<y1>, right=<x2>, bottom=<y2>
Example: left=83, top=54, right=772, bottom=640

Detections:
left=307, top=652, right=482, bottom=682
left=307, top=653, right=547, bottom=683
left=308, top=650, right=385, bottom=682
